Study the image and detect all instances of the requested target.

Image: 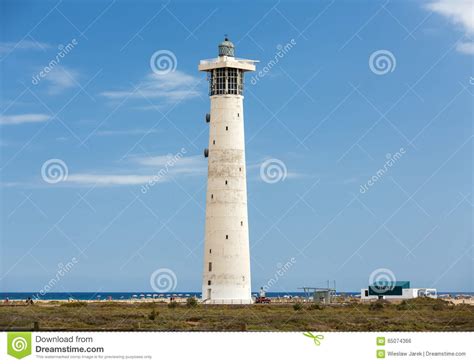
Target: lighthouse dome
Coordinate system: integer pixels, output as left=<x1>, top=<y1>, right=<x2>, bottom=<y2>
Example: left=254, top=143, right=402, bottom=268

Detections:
left=218, top=37, right=235, bottom=57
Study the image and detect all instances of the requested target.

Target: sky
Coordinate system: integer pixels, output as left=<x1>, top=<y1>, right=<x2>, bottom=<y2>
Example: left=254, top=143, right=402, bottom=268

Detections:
left=0, top=0, right=472, bottom=293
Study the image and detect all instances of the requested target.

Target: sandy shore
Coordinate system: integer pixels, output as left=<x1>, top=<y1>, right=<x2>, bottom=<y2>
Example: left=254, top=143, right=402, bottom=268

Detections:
left=443, top=297, right=474, bottom=305
left=2, top=295, right=473, bottom=306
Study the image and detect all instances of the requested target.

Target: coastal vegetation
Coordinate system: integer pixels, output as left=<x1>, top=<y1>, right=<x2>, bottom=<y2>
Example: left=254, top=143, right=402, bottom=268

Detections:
left=1, top=298, right=472, bottom=331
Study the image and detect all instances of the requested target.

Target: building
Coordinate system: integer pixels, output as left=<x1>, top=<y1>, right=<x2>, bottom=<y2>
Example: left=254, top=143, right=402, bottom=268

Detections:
left=360, top=281, right=437, bottom=300
left=299, top=286, right=336, bottom=304
left=199, top=38, right=258, bottom=304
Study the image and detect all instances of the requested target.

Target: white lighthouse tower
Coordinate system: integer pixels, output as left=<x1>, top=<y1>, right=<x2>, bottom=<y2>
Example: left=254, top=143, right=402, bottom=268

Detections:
left=199, top=38, right=257, bottom=304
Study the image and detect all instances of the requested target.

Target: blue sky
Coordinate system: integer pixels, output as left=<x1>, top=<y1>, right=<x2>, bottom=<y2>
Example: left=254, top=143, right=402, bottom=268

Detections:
left=0, top=0, right=472, bottom=293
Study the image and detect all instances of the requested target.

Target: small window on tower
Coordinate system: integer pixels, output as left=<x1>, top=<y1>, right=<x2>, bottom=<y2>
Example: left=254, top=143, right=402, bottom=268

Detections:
left=226, top=235, right=228, bottom=239
left=211, top=194, right=213, bottom=199
left=225, top=180, right=228, bottom=185
left=208, top=262, right=212, bottom=272
left=241, top=221, right=243, bottom=226
left=208, top=280, right=211, bottom=286
left=239, top=167, right=242, bottom=172
left=213, top=140, right=215, bottom=145
left=226, top=126, right=228, bottom=131
left=209, top=249, right=212, bottom=253
left=237, top=113, right=240, bottom=117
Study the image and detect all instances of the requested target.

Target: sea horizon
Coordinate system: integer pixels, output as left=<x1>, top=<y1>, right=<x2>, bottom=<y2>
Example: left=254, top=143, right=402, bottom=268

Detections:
left=1, top=291, right=473, bottom=301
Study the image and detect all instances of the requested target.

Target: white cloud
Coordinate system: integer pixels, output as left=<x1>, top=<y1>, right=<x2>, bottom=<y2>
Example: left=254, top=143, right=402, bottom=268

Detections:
left=426, top=0, right=474, bottom=33
left=136, top=153, right=204, bottom=168
left=285, top=172, right=307, bottom=180
left=0, top=113, right=50, bottom=125
left=247, top=158, right=309, bottom=181
left=0, top=40, right=51, bottom=54
left=96, top=128, right=160, bottom=136
left=0, top=140, right=16, bottom=147
left=136, top=154, right=206, bottom=175
left=342, top=177, right=358, bottom=185
left=456, top=41, right=474, bottom=54
left=101, top=70, right=202, bottom=104
left=132, top=105, right=165, bottom=111
left=426, top=0, right=474, bottom=54
left=67, top=174, right=154, bottom=186
left=64, top=154, right=206, bottom=187
left=43, top=66, right=79, bottom=94
left=135, top=154, right=187, bottom=167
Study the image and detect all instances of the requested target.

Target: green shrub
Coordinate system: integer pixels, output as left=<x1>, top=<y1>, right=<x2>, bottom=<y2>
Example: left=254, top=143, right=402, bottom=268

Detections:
left=148, top=309, right=158, bottom=320
left=238, top=322, right=247, bottom=331
left=293, top=303, right=303, bottom=311
left=186, top=297, right=198, bottom=308
left=369, top=301, right=384, bottom=311
left=397, top=300, right=409, bottom=310
left=432, top=302, right=446, bottom=311
left=309, top=303, right=324, bottom=310
left=168, top=301, right=178, bottom=309
left=60, top=301, right=88, bottom=307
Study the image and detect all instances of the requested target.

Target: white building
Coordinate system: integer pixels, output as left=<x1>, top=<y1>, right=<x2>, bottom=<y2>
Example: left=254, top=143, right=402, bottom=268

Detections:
left=360, top=288, right=437, bottom=300
left=199, top=38, right=257, bottom=304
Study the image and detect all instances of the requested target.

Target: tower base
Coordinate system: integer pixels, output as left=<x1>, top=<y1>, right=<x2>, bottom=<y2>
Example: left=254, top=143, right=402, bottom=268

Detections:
left=202, top=298, right=254, bottom=305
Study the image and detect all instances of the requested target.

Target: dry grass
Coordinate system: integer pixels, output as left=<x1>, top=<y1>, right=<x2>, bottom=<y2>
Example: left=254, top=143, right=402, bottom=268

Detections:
left=1, top=298, right=473, bottom=331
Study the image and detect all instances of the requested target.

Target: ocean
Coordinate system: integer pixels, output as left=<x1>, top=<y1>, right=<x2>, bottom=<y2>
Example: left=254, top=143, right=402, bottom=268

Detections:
left=1, top=292, right=471, bottom=301
left=0, top=292, right=340, bottom=300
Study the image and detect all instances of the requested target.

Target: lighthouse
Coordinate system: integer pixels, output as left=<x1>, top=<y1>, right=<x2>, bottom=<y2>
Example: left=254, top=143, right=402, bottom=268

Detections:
left=199, top=38, right=257, bottom=304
